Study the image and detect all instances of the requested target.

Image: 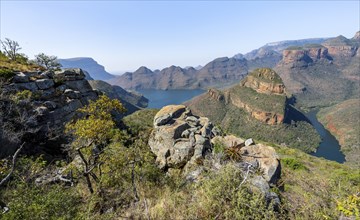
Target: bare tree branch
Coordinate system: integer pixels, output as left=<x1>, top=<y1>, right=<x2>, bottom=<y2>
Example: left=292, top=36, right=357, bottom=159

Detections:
left=0, top=142, right=25, bottom=186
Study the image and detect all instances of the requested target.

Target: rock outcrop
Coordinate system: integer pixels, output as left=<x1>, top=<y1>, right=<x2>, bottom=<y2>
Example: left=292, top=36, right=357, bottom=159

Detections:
left=240, top=68, right=286, bottom=95
left=149, top=105, right=214, bottom=169
left=149, top=105, right=282, bottom=205
left=3, top=68, right=99, bottom=155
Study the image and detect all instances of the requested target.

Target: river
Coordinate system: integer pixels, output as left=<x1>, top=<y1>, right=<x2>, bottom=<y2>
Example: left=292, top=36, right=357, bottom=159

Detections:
left=138, top=89, right=345, bottom=163
left=305, top=110, right=345, bottom=163
left=137, top=89, right=205, bottom=109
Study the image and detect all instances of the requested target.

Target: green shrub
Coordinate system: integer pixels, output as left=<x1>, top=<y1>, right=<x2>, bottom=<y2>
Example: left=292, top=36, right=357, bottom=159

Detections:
left=282, top=158, right=306, bottom=170
left=0, top=68, right=15, bottom=79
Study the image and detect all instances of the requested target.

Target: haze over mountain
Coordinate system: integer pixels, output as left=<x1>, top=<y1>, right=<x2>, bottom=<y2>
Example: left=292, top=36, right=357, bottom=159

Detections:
left=58, top=57, right=115, bottom=81
left=109, top=57, right=248, bottom=90
left=108, top=33, right=358, bottom=92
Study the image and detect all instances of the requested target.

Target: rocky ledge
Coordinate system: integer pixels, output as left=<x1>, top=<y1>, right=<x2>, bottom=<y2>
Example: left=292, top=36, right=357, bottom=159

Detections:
left=149, top=105, right=282, bottom=204
left=4, top=68, right=99, bottom=154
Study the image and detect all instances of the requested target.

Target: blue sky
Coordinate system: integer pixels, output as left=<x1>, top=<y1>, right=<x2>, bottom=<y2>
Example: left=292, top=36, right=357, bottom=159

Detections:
left=1, top=1, right=359, bottom=74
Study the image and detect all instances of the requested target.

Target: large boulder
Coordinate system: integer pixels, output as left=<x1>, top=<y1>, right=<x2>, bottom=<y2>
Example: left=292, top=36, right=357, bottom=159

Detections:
left=149, top=105, right=214, bottom=170
left=240, top=143, right=281, bottom=184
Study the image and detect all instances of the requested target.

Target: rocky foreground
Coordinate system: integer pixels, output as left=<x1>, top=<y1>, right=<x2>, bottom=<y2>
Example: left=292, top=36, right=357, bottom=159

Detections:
left=149, top=104, right=281, bottom=204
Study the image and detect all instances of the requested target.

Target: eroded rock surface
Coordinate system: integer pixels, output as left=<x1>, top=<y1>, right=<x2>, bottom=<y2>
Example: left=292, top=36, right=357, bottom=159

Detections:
left=149, top=105, right=215, bottom=170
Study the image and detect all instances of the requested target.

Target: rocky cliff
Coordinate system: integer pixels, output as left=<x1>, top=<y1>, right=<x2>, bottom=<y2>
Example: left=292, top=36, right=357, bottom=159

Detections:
left=1, top=68, right=99, bottom=156
left=275, top=33, right=360, bottom=107
left=185, top=68, right=320, bottom=152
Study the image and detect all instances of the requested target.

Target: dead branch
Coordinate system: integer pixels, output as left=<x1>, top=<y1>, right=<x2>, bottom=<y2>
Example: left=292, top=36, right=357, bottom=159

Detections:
left=237, top=162, right=253, bottom=190
left=0, top=142, right=25, bottom=186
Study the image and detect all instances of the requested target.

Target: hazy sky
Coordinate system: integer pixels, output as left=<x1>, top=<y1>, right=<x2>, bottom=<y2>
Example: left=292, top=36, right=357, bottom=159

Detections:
left=1, top=1, right=359, bottom=74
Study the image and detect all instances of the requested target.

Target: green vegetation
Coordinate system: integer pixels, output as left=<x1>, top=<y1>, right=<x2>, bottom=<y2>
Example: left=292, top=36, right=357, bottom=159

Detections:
left=275, top=144, right=360, bottom=219
left=0, top=99, right=359, bottom=219
left=281, top=158, right=306, bottom=170
left=229, top=85, right=286, bottom=113
left=249, top=68, right=284, bottom=84
left=0, top=39, right=43, bottom=72
left=317, top=99, right=360, bottom=168
left=34, top=53, right=62, bottom=70
left=285, top=46, right=304, bottom=50
left=303, top=43, right=325, bottom=48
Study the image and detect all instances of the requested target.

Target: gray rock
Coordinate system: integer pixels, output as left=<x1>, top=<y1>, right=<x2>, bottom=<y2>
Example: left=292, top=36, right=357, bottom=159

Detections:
left=13, top=72, right=29, bottom=83
left=14, top=82, right=38, bottom=91
left=211, top=126, right=222, bottom=136
left=62, top=99, right=83, bottom=113
left=53, top=68, right=86, bottom=83
left=44, top=101, right=57, bottom=110
left=64, top=89, right=81, bottom=99
left=250, top=176, right=270, bottom=194
left=34, top=106, right=49, bottom=116
left=64, top=80, right=93, bottom=93
left=154, top=114, right=173, bottom=127
left=149, top=105, right=213, bottom=171
left=55, top=84, right=68, bottom=93
left=35, top=79, right=54, bottom=90
left=245, top=138, right=254, bottom=146
left=181, top=129, right=191, bottom=138
left=41, top=88, right=56, bottom=100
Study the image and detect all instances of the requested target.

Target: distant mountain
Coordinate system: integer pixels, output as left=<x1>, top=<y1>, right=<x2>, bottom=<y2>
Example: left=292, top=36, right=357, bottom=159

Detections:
left=88, top=80, right=148, bottom=115
left=185, top=68, right=320, bottom=152
left=58, top=57, right=115, bottom=81
left=233, top=37, right=328, bottom=71
left=108, top=57, right=247, bottom=90
left=274, top=34, right=360, bottom=108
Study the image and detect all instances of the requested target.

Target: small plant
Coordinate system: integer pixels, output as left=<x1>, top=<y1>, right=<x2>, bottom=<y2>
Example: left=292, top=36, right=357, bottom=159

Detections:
left=337, top=194, right=360, bottom=218
left=224, top=146, right=242, bottom=161
left=213, top=140, right=226, bottom=154
left=0, top=68, right=15, bottom=79
left=282, top=157, right=306, bottom=170
left=11, top=90, right=33, bottom=103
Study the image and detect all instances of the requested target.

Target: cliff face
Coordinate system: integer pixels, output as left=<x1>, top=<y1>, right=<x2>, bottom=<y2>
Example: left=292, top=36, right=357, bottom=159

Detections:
left=1, top=68, right=99, bottom=156
left=185, top=68, right=319, bottom=151
left=186, top=68, right=287, bottom=126
left=275, top=33, right=360, bottom=107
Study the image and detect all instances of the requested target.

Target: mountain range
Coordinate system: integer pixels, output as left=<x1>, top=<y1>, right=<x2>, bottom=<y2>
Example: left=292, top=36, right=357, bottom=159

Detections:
left=106, top=32, right=359, bottom=96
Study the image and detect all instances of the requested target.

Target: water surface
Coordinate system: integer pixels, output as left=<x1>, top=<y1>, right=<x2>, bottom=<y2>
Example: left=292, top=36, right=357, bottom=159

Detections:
left=138, top=89, right=204, bottom=109
left=305, top=110, right=345, bottom=163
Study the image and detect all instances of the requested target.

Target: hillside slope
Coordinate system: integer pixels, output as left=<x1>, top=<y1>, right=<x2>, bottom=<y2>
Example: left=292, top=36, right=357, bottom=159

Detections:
left=185, top=68, right=320, bottom=152
left=317, top=99, right=360, bottom=167
left=274, top=34, right=360, bottom=108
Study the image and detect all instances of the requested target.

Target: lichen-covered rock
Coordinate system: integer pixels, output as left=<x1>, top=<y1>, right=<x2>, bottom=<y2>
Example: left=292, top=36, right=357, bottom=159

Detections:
left=53, top=68, right=86, bottom=83
left=149, top=105, right=214, bottom=170
left=240, top=143, right=281, bottom=184
left=36, top=79, right=55, bottom=90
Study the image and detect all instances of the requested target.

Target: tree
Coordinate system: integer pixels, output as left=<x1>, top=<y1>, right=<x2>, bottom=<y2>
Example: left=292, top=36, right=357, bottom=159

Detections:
left=0, top=38, right=21, bottom=61
left=65, top=95, right=126, bottom=193
left=34, top=53, right=62, bottom=70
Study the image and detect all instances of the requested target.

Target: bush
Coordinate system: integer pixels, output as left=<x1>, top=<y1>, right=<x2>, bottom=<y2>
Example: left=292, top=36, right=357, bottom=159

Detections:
left=0, top=68, right=15, bottom=79
left=282, top=158, right=306, bottom=170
